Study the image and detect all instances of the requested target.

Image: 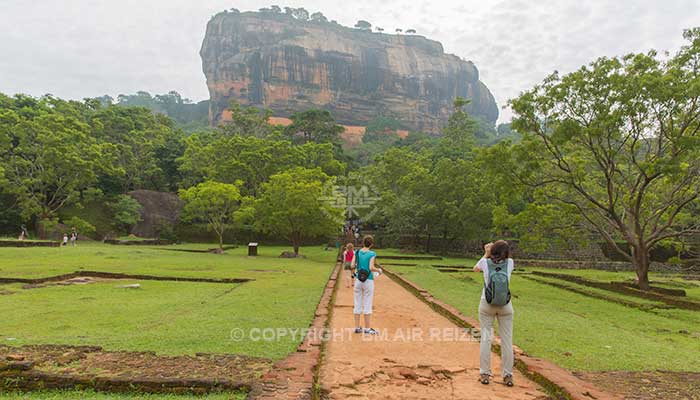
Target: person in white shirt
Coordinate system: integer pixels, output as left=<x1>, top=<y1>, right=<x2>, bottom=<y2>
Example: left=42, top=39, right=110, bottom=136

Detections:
left=473, top=240, right=515, bottom=387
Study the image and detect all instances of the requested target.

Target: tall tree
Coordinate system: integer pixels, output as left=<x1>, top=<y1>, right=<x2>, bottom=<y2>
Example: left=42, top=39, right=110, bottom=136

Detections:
left=110, top=194, right=143, bottom=235
left=179, top=181, right=243, bottom=250
left=179, top=133, right=344, bottom=195
left=507, top=29, right=700, bottom=290
left=438, top=97, right=477, bottom=159
left=0, top=94, right=104, bottom=236
left=253, top=168, right=342, bottom=255
left=283, top=109, right=344, bottom=145
left=219, top=100, right=274, bottom=138
left=90, top=105, right=175, bottom=192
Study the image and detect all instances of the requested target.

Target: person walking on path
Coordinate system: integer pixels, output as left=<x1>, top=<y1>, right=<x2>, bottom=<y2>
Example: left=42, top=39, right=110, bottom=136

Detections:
left=70, top=227, right=77, bottom=246
left=342, top=243, right=356, bottom=288
left=352, top=235, right=382, bottom=335
left=473, top=240, right=515, bottom=387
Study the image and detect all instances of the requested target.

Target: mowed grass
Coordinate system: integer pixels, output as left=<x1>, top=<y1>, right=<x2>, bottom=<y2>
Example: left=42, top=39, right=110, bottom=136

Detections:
left=381, top=253, right=700, bottom=372
left=0, top=243, right=337, bottom=360
left=0, top=390, right=244, bottom=400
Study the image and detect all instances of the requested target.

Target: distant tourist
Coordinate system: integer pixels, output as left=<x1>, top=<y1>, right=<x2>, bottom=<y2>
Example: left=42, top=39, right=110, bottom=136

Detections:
left=70, top=228, right=77, bottom=246
left=352, top=235, right=382, bottom=335
left=62, top=233, right=69, bottom=246
left=473, top=240, right=515, bottom=387
left=343, top=243, right=356, bottom=288
left=18, top=224, right=28, bottom=241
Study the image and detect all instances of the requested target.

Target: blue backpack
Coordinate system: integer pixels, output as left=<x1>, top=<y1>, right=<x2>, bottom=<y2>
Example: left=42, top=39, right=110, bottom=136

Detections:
left=484, top=259, right=511, bottom=306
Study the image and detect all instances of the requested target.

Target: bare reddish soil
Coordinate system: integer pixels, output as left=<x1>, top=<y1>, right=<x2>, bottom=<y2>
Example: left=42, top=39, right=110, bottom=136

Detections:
left=0, top=345, right=271, bottom=383
left=318, top=272, right=548, bottom=399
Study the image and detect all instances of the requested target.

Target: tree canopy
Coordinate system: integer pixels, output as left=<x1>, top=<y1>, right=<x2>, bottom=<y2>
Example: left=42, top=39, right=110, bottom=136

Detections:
left=253, top=168, right=343, bottom=255
left=502, top=28, right=700, bottom=289
left=179, top=181, right=243, bottom=250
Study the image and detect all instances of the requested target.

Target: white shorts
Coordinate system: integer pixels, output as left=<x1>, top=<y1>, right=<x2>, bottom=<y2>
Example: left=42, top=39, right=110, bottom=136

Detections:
left=353, top=279, right=374, bottom=314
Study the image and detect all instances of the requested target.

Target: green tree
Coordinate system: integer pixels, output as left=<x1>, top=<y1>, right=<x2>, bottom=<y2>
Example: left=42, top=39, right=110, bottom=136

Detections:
left=507, top=29, right=700, bottom=290
left=296, top=8, right=310, bottom=20
left=219, top=100, right=274, bottom=138
left=63, top=216, right=96, bottom=239
left=354, top=20, right=372, bottom=30
left=365, top=116, right=403, bottom=135
left=110, top=194, right=143, bottom=234
left=113, top=90, right=209, bottom=132
left=364, top=146, right=493, bottom=252
left=90, top=105, right=175, bottom=192
left=179, top=181, right=243, bottom=250
left=179, top=133, right=344, bottom=195
left=310, top=11, right=327, bottom=22
left=283, top=109, right=344, bottom=145
left=253, top=168, right=342, bottom=255
left=0, top=94, right=105, bottom=237
left=438, top=97, right=477, bottom=159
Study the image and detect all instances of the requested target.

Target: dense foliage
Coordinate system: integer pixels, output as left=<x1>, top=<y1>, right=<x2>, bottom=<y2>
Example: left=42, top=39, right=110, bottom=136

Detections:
left=498, top=28, right=700, bottom=289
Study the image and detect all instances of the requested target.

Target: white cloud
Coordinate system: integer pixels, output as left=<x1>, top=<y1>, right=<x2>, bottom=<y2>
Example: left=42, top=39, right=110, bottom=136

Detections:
left=1, top=0, right=698, bottom=123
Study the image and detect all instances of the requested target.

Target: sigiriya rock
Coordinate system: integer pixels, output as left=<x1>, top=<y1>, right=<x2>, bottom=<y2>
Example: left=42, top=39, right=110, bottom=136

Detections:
left=200, top=10, right=499, bottom=133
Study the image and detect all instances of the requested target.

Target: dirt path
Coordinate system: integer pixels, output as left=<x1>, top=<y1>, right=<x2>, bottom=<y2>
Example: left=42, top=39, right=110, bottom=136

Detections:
left=319, top=272, right=547, bottom=400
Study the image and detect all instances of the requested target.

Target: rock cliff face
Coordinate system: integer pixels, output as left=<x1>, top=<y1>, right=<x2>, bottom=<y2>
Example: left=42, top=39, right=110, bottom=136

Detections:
left=201, top=11, right=498, bottom=133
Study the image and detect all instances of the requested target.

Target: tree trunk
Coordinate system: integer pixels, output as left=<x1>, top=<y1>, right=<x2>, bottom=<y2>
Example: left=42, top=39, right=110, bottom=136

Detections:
left=292, top=232, right=300, bottom=256
left=442, top=229, right=448, bottom=255
left=218, top=233, right=224, bottom=250
left=632, top=245, right=651, bottom=291
left=35, top=215, right=49, bottom=240
left=425, top=233, right=431, bottom=254
left=35, top=220, right=45, bottom=240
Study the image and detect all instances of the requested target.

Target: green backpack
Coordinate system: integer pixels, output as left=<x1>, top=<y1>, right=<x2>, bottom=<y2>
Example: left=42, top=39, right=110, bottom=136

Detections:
left=484, top=259, right=511, bottom=306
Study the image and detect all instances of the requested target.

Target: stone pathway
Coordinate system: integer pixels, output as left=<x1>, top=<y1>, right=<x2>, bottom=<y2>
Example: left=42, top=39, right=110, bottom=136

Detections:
left=318, top=271, right=547, bottom=400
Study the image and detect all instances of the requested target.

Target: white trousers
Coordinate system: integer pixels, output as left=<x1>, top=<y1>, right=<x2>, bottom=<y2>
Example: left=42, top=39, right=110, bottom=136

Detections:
left=353, top=279, right=374, bottom=314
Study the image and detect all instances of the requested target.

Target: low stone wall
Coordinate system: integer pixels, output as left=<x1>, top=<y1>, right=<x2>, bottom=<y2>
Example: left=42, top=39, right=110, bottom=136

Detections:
left=517, top=259, right=634, bottom=271
left=0, top=271, right=251, bottom=285
left=531, top=271, right=700, bottom=311
left=0, top=240, right=60, bottom=247
left=0, top=367, right=247, bottom=394
left=0, top=345, right=267, bottom=395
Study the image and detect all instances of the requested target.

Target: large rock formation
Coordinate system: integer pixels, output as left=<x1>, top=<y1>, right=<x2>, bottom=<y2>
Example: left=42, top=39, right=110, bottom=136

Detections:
left=200, top=11, right=498, bottom=134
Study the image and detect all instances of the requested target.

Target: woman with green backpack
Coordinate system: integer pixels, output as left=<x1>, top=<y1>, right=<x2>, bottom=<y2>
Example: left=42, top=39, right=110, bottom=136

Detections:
left=473, top=240, right=515, bottom=387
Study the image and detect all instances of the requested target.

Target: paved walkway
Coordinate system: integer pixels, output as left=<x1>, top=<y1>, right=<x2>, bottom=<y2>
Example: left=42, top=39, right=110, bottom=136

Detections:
left=318, top=271, right=547, bottom=400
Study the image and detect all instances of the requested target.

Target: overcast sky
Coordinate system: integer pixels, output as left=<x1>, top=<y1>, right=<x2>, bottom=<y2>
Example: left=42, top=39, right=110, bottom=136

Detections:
left=1, top=0, right=699, bottom=123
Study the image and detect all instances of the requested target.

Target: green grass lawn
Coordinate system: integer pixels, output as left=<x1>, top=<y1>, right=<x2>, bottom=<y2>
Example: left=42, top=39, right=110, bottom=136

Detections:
left=0, top=243, right=337, bottom=360
left=0, top=390, right=244, bottom=400
left=381, top=253, right=700, bottom=372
